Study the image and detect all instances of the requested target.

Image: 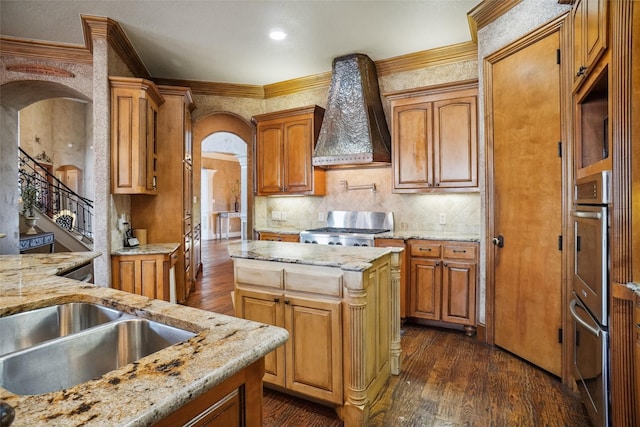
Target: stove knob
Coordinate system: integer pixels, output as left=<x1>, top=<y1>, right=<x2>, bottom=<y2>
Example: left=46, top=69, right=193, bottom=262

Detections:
left=312, top=241, right=318, bottom=244
left=336, top=242, right=342, bottom=245
left=353, top=243, right=360, bottom=247
left=361, top=243, right=369, bottom=247
left=328, top=242, right=335, bottom=245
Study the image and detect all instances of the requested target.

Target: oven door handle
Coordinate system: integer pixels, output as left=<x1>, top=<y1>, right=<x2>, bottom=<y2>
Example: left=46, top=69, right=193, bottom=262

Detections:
left=570, top=299, right=600, bottom=337
left=570, top=210, right=602, bottom=220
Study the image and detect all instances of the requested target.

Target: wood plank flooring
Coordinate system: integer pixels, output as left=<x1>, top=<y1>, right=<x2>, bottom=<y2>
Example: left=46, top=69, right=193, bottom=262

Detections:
left=186, top=238, right=592, bottom=427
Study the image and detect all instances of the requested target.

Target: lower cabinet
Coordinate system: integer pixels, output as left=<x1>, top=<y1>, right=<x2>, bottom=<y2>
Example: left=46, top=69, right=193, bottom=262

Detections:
left=154, top=359, right=264, bottom=427
left=236, top=287, right=343, bottom=404
left=408, top=239, right=478, bottom=335
left=111, top=249, right=178, bottom=301
left=636, top=295, right=640, bottom=422
left=258, top=231, right=300, bottom=242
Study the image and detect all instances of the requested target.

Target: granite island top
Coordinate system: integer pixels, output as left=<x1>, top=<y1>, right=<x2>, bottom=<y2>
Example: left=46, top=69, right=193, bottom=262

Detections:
left=227, top=239, right=399, bottom=272
left=0, top=252, right=288, bottom=427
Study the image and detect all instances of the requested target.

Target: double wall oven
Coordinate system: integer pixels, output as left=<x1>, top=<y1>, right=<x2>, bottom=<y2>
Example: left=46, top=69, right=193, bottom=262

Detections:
left=570, top=170, right=611, bottom=427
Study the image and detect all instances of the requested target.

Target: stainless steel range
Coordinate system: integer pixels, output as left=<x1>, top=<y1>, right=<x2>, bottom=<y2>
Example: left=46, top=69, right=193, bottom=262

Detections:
left=300, top=211, right=393, bottom=247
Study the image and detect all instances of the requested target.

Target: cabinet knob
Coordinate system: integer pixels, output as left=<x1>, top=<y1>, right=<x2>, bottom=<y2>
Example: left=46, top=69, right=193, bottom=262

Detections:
left=274, top=297, right=280, bottom=303
left=576, top=65, right=587, bottom=77
left=284, top=299, right=290, bottom=305
left=435, top=261, right=440, bottom=267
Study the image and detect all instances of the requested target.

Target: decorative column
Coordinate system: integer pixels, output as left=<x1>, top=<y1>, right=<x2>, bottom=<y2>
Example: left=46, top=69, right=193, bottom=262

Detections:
left=390, top=248, right=403, bottom=375
left=237, top=153, right=248, bottom=240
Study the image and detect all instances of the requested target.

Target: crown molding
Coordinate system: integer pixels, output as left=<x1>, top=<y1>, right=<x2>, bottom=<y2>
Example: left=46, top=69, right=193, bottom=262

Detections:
left=467, top=0, right=523, bottom=41
left=263, top=71, right=332, bottom=98
left=0, top=36, right=92, bottom=64
left=375, top=41, right=477, bottom=76
left=82, top=15, right=151, bottom=79
left=153, top=77, right=265, bottom=99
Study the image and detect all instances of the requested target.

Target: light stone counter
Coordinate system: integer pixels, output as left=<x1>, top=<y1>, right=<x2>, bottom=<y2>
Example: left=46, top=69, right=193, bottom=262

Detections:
left=111, top=243, right=180, bottom=256
left=627, top=282, right=640, bottom=296
left=227, top=239, right=396, bottom=271
left=0, top=252, right=288, bottom=427
left=376, top=230, right=480, bottom=242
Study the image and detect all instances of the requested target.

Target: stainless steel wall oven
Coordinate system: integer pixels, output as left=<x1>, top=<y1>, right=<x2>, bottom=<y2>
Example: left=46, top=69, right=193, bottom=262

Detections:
left=570, top=170, right=611, bottom=427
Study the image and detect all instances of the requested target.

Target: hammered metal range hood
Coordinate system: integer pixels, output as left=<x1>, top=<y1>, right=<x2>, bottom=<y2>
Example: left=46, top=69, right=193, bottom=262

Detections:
left=312, top=53, right=391, bottom=167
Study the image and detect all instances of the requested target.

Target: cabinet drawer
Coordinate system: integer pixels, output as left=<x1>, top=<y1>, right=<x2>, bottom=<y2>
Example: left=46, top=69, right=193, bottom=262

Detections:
left=410, top=243, right=441, bottom=258
left=443, top=245, right=477, bottom=260
left=235, top=259, right=283, bottom=289
left=285, top=269, right=343, bottom=297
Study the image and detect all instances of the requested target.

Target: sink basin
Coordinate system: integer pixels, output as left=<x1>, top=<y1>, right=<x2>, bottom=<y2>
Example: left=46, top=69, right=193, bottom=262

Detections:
left=0, top=317, right=196, bottom=395
left=0, top=303, right=124, bottom=356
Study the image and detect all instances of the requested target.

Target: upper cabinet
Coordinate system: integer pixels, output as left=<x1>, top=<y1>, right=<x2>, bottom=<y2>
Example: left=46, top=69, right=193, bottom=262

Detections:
left=387, top=81, right=478, bottom=193
left=252, top=105, right=326, bottom=196
left=109, top=77, right=164, bottom=195
left=572, top=0, right=608, bottom=91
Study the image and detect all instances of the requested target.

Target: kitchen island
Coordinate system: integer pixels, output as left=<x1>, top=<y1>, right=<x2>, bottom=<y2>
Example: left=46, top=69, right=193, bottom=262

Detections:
left=228, top=240, right=402, bottom=427
left=0, top=252, right=288, bottom=427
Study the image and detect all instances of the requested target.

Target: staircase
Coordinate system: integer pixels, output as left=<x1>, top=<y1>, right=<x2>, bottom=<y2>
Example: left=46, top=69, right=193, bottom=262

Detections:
left=18, top=148, right=94, bottom=250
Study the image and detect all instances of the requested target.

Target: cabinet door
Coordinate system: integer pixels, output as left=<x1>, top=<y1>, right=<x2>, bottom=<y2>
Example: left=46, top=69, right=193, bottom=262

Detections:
left=284, top=295, right=342, bottom=404
left=433, top=96, right=477, bottom=188
left=409, top=258, right=441, bottom=320
left=256, top=123, right=284, bottom=194
left=392, top=101, right=433, bottom=191
left=572, top=0, right=608, bottom=89
left=441, top=261, right=476, bottom=325
left=259, top=232, right=299, bottom=242
left=145, top=98, right=159, bottom=192
left=235, top=288, right=285, bottom=387
left=283, top=118, right=313, bottom=193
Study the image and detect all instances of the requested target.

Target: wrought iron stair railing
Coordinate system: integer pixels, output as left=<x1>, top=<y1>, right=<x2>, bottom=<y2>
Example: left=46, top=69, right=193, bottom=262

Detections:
left=18, top=147, right=94, bottom=241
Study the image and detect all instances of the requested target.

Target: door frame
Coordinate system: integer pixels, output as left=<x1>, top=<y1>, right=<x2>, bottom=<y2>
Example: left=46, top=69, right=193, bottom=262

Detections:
left=483, top=14, right=574, bottom=384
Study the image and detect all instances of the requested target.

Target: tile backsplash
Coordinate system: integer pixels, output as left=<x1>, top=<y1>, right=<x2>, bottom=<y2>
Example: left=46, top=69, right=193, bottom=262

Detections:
left=254, top=167, right=480, bottom=234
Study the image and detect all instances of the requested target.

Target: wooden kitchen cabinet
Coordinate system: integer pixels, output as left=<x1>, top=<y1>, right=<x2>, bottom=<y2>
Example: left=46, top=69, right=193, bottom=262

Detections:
left=387, top=81, right=478, bottom=193
left=572, top=0, right=608, bottom=91
left=236, top=285, right=343, bottom=404
left=258, top=231, right=300, bottom=242
left=154, top=359, right=264, bottom=427
left=253, top=105, right=326, bottom=196
left=109, top=77, right=164, bottom=195
left=408, top=239, right=477, bottom=335
left=111, top=248, right=178, bottom=301
left=131, top=85, right=195, bottom=303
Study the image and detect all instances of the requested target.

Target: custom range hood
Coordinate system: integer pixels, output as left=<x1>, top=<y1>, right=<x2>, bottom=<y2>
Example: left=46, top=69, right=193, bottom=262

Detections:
left=312, top=54, right=391, bottom=167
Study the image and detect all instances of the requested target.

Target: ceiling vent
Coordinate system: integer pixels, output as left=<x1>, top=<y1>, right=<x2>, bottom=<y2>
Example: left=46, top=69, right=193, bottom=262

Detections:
left=312, top=53, right=391, bottom=168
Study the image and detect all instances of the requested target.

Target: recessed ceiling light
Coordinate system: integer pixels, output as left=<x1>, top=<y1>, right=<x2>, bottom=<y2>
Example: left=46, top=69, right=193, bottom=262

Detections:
left=269, top=30, right=287, bottom=41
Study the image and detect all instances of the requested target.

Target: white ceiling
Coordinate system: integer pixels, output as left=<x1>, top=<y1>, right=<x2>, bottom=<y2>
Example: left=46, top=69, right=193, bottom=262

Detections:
left=0, top=0, right=480, bottom=86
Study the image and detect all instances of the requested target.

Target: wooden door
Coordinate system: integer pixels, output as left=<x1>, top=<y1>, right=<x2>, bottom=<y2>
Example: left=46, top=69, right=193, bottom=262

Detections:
left=235, top=288, right=285, bottom=387
left=256, top=123, right=284, bottom=194
left=392, top=100, right=433, bottom=190
left=489, top=30, right=563, bottom=375
left=284, top=295, right=342, bottom=404
left=433, top=95, right=477, bottom=188
left=409, top=258, right=441, bottom=320
left=283, top=118, right=312, bottom=193
left=441, top=261, right=476, bottom=325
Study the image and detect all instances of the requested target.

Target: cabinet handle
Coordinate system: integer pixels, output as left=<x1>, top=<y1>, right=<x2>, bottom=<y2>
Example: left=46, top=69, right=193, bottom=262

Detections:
left=274, top=297, right=280, bottom=303
left=576, top=65, right=587, bottom=77
left=452, top=249, right=467, bottom=253
left=284, top=299, right=290, bottom=305
left=419, top=247, right=432, bottom=252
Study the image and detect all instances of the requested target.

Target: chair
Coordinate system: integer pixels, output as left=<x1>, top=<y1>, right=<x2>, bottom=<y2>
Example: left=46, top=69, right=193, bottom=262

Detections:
left=54, top=209, right=75, bottom=231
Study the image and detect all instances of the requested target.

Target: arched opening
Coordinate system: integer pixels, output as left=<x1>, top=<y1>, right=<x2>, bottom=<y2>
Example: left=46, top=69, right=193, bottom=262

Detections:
left=0, top=80, right=92, bottom=254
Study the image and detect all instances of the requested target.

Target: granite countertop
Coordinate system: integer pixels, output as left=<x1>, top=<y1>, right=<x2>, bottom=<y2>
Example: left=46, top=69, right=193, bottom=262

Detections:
left=111, top=243, right=180, bottom=256
left=377, top=230, right=480, bottom=242
left=227, top=240, right=398, bottom=272
left=254, top=227, right=480, bottom=242
left=626, top=282, right=640, bottom=297
left=0, top=252, right=288, bottom=427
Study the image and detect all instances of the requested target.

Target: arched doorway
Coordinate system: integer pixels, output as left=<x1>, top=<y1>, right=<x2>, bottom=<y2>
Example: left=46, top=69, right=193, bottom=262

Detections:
left=0, top=80, right=92, bottom=254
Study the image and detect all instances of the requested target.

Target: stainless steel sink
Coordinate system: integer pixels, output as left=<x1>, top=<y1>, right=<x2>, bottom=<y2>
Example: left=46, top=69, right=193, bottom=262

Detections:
left=0, top=303, right=124, bottom=356
left=0, top=304, right=196, bottom=396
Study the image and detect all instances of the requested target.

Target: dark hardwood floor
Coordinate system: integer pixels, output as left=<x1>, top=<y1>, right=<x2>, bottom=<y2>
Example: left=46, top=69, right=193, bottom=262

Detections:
left=186, top=238, right=592, bottom=427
